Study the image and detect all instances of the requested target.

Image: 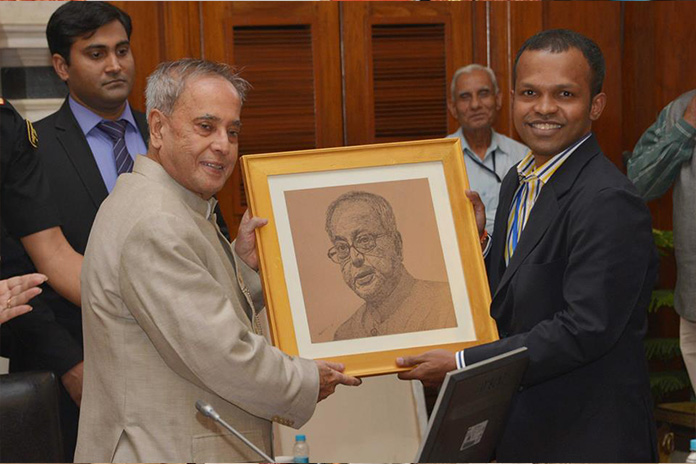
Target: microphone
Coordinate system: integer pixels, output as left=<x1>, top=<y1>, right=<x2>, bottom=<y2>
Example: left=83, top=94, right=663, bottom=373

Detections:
left=195, top=400, right=274, bottom=463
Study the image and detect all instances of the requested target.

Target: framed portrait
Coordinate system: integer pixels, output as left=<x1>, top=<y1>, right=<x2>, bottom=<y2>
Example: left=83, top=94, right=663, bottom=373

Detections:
left=242, top=138, right=497, bottom=377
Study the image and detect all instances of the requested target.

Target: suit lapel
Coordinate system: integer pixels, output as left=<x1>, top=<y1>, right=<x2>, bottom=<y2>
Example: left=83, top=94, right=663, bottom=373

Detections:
left=490, top=134, right=602, bottom=303
left=53, top=103, right=150, bottom=209
left=54, top=100, right=109, bottom=208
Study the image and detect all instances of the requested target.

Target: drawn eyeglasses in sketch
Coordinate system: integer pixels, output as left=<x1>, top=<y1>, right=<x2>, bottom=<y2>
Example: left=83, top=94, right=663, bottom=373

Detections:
left=327, top=233, right=388, bottom=263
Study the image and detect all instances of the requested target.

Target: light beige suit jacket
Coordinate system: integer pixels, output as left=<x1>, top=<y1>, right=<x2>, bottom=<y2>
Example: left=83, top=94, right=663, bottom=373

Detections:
left=75, top=156, right=319, bottom=463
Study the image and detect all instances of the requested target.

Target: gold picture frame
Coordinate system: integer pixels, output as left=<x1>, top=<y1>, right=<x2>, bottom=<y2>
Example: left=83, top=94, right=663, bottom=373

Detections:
left=242, top=138, right=497, bottom=377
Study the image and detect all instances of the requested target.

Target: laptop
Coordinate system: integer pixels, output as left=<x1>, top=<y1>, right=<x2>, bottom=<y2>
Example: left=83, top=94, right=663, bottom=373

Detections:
left=415, top=347, right=529, bottom=463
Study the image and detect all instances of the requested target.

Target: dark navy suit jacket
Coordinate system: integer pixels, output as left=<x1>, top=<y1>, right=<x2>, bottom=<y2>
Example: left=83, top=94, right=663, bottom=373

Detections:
left=465, top=134, right=658, bottom=462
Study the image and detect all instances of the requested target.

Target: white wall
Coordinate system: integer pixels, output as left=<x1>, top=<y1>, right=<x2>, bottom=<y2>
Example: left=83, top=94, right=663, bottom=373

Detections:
left=274, top=375, right=424, bottom=463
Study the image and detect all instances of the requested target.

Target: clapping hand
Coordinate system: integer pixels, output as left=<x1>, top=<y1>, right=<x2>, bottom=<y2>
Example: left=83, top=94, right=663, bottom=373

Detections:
left=0, top=273, right=47, bottom=324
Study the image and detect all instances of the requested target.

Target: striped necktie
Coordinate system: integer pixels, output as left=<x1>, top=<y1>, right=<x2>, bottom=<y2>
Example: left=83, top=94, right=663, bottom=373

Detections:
left=505, top=172, right=539, bottom=264
left=98, top=119, right=134, bottom=175
left=504, top=134, right=589, bottom=265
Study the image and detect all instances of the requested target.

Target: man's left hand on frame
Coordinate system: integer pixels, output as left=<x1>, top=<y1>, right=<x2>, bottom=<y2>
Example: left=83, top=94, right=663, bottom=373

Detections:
left=234, top=209, right=268, bottom=271
left=396, top=349, right=457, bottom=388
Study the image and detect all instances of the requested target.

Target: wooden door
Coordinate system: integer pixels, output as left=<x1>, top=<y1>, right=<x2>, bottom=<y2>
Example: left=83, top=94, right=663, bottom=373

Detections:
left=342, top=2, right=473, bottom=145
left=481, top=1, right=623, bottom=167
left=201, top=2, right=343, bottom=231
left=112, top=1, right=202, bottom=113
left=623, top=1, right=696, bottom=229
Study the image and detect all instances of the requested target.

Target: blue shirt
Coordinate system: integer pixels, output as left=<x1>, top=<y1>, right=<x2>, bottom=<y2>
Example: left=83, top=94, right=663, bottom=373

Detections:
left=447, top=128, right=529, bottom=235
left=69, top=97, right=148, bottom=193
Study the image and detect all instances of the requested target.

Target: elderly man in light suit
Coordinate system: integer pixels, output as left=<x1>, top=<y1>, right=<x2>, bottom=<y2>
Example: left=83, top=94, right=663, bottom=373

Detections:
left=75, top=59, right=360, bottom=463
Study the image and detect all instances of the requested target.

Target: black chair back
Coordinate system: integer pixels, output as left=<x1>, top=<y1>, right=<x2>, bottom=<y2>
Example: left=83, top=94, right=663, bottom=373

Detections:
left=0, top=371, right=64, bottom=462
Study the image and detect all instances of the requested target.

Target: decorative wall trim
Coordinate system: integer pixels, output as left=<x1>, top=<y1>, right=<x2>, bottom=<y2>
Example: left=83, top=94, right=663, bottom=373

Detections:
left=0, top=2, right=64, bottom=120
left=0, top=24, right=50, bottom=49
left=10, top=97, right=63, bottom=122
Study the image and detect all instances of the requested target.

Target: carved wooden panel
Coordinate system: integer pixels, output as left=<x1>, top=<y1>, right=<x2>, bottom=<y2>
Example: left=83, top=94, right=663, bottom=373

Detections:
left=372, top=23, right=448, bottom=142
left=202, top=2, right=342, bottom=231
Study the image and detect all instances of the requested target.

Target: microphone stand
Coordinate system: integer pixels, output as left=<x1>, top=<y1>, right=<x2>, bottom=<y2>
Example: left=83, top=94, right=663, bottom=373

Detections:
left=196, top=400, right=275, bottom=463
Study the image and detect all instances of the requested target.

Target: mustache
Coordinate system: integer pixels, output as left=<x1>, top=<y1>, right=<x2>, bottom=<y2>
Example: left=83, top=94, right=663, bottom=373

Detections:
left=345, top=267, right=377, bottom=288
left=352, top=269, right=374, bottom=282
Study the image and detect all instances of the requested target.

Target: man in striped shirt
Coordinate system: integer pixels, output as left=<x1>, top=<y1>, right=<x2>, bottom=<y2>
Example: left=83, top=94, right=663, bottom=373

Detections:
left=398, top=29, right=657, bottom=462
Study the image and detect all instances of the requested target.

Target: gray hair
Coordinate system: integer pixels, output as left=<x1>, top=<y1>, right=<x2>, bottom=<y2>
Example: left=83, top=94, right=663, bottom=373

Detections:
left=325, top=191, right=403, bottom=257
left=450, top=64, right=499, bottom=101
left=145, top=58, right=250, bottom=116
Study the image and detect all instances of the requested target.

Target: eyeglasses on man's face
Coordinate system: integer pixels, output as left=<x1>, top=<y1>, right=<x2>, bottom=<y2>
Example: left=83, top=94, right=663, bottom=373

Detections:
left=327, top=233, right=387, bottom=264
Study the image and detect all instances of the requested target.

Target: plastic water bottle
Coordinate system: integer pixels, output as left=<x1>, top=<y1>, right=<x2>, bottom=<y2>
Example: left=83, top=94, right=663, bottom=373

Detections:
left=293, top=434, right=309, bottom=463
left=687, top=439, right=696, bottom=463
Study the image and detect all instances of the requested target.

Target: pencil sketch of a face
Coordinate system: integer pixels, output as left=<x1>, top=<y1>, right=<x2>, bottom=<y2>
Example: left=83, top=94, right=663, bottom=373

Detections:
left=325, top=191, right=457, bottom=340
left=326, top=192, right=404, bottom=302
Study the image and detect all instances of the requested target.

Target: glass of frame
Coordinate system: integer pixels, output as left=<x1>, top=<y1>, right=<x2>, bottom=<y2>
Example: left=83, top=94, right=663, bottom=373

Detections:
left=242, top=138, right=497, bottom=377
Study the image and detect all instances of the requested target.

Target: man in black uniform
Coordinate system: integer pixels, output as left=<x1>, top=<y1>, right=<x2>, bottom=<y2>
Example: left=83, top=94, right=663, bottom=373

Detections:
left=1, top=98, right=84, bottom=462
left=0, top=99, right=54, bottom=324
left=0, top=98, right=82, bottom=314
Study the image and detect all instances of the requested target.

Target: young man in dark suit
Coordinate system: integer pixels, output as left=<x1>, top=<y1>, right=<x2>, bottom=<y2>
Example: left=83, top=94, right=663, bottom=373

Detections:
left=397, top=29, right=657, bottom=462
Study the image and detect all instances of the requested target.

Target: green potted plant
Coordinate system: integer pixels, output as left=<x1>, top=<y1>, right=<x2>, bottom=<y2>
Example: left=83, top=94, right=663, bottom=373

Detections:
left=646, top=229, right=693, bottom=402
